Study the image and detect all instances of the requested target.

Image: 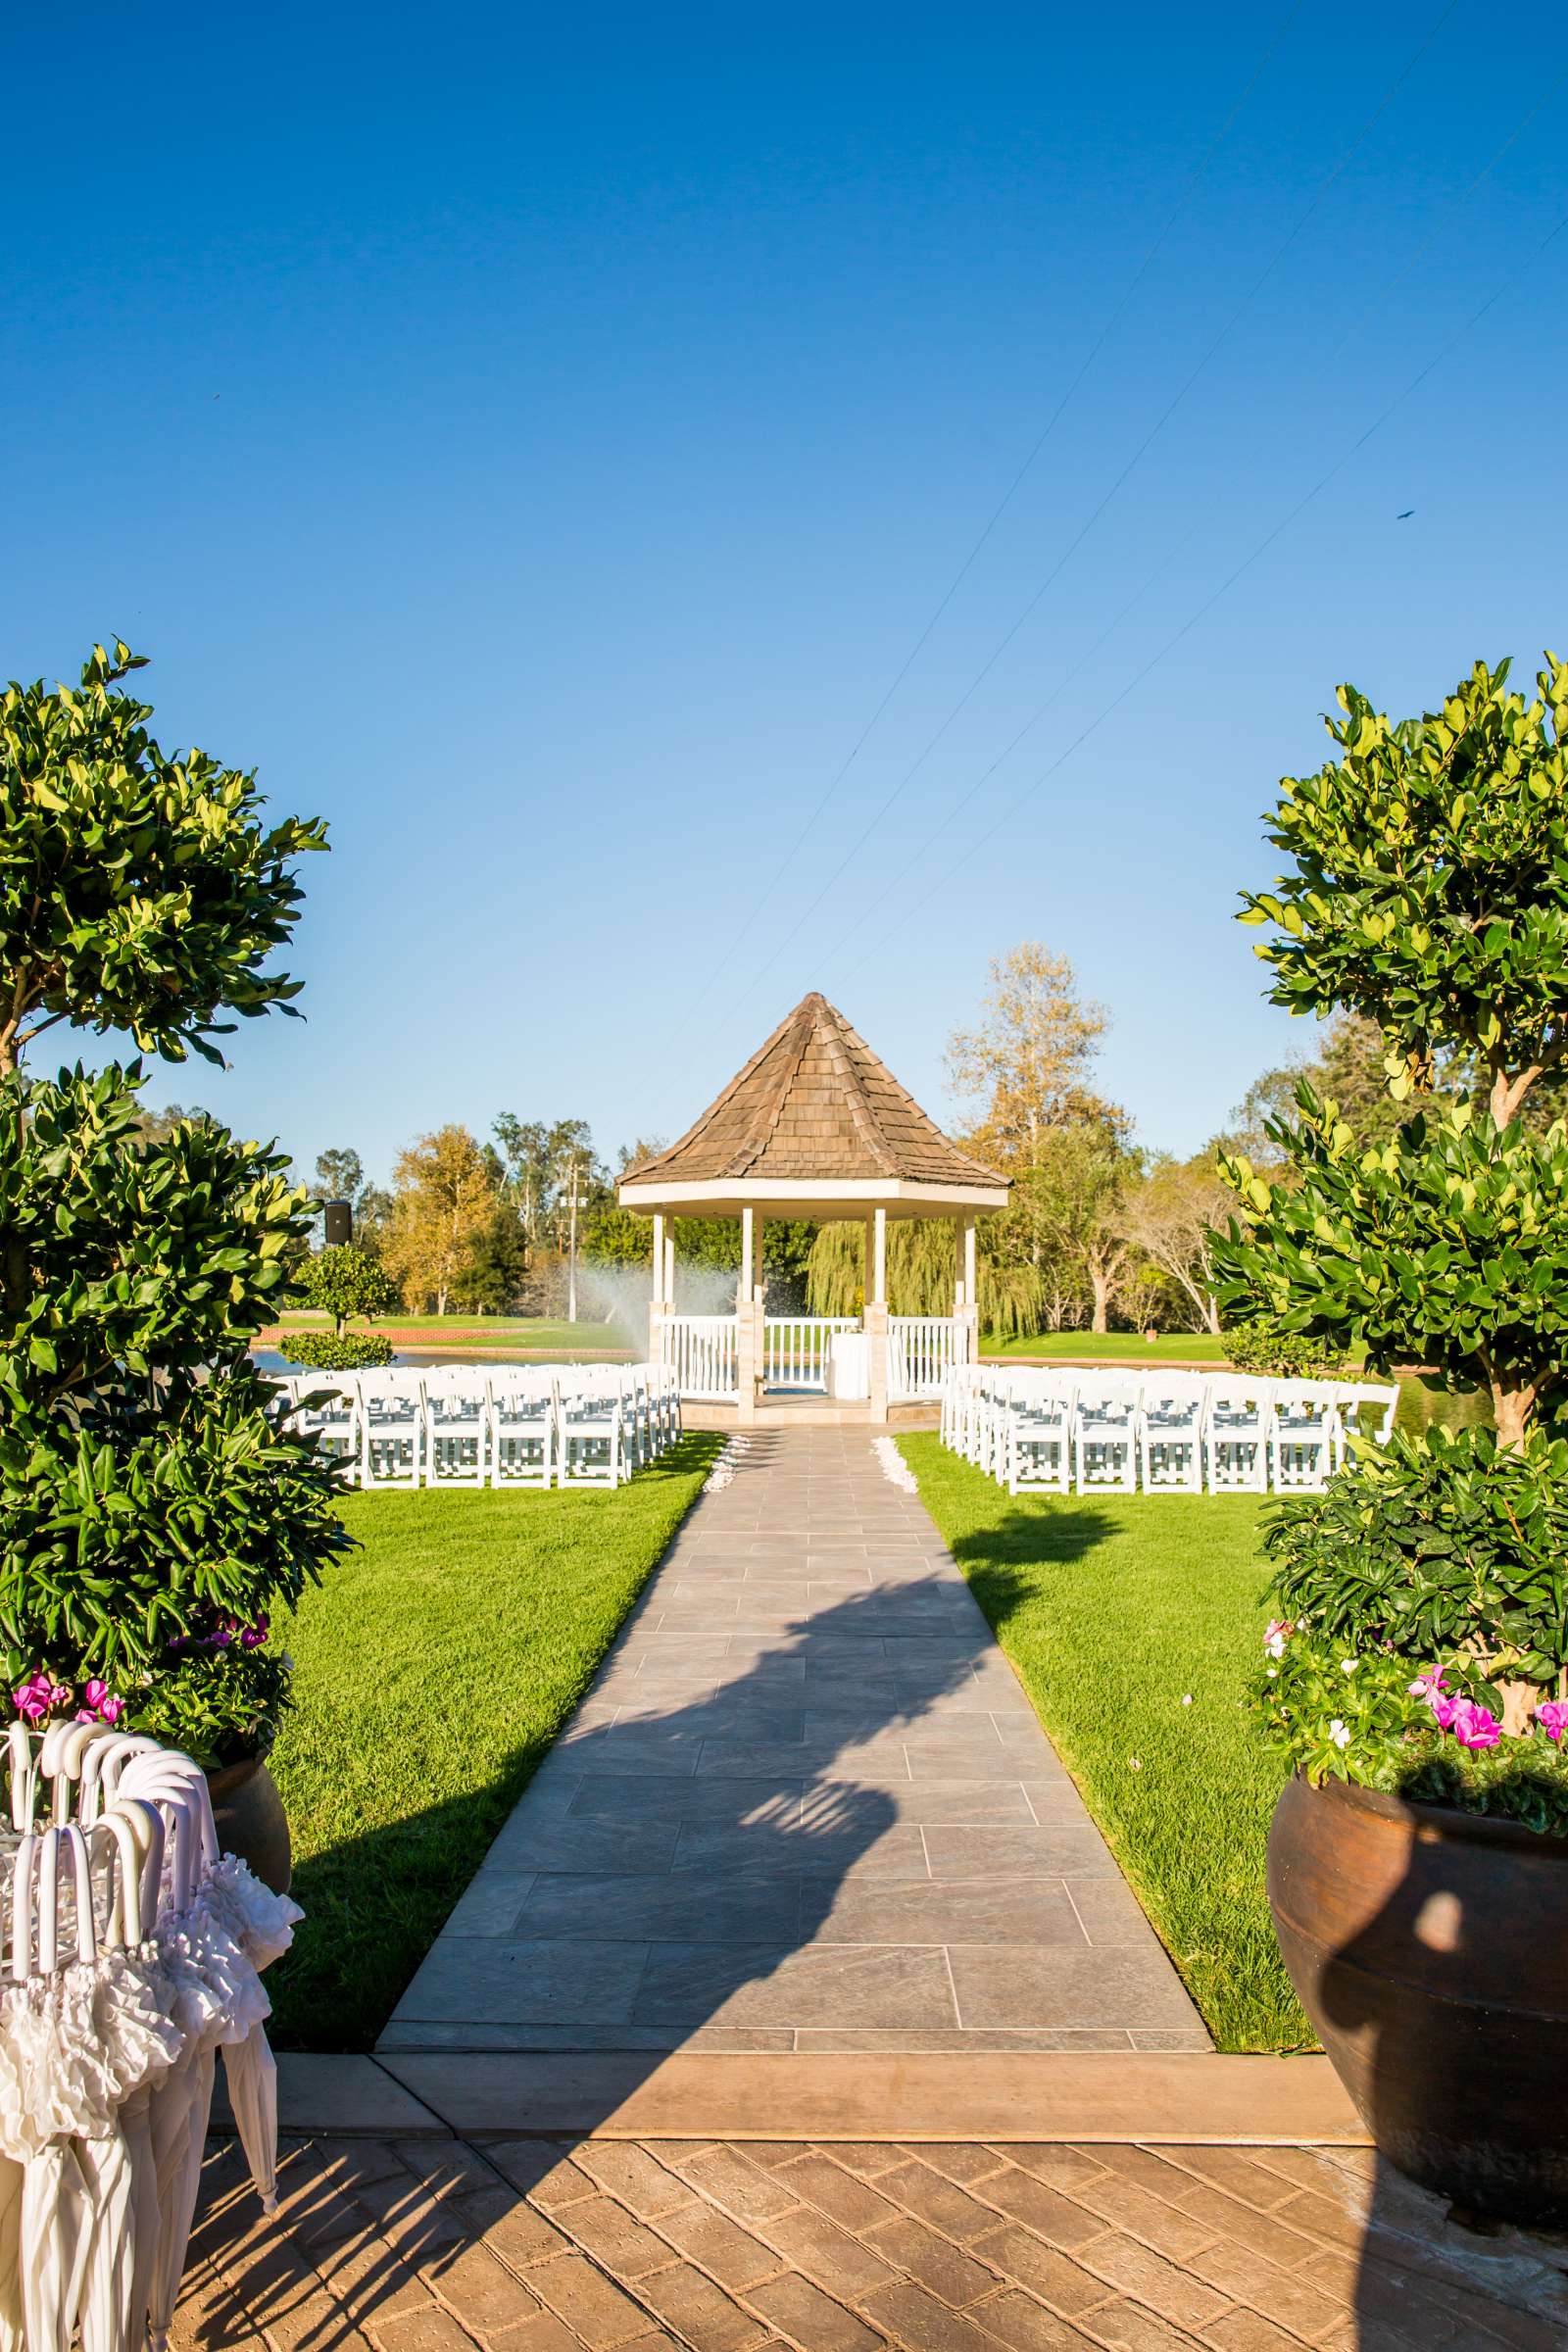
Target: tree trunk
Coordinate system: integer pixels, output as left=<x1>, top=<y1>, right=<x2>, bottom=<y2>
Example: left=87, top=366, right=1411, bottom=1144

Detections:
left=1492, top=1383, right=1534, bottom=1452
left=1090, top=1266, right=1110, bottom=1334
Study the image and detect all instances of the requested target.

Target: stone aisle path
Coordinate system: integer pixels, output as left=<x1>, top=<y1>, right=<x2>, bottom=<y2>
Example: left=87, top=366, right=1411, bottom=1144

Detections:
left=383, top=1428, right=1206, bottom=2057
left=179, top=2132, right=1568, bottom=2352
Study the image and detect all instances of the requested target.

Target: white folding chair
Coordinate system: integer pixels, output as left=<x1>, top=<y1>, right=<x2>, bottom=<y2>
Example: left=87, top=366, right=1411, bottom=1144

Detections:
left=487, top=1370, right=558, bottom=1488
left=1005, top=1372, right=1075, bottom=1494
left=558, top=1373, right=624, bottom=1488
left=1073, top=1377, right=1139, bottom=1493
left=423, top=1365, right=490, bottom=1487
left=1202, top=1379, right=1271, bottom=1492
left=1268, top=1379, right=1341, bottom=1493
left=356, top=1370, right=426, bottom=1488
left=1137, top=1375, right=1205, bottom=1493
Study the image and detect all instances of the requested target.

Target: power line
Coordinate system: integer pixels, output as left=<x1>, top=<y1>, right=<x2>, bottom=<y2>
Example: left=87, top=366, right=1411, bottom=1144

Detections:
left=815, top=57, right=1563, bottom=973
left=680, top=0, right=1305, bottom=1020
left=832, top=198, right=1568, bottom=989
left=716, top=0, right=1465, bottom=1034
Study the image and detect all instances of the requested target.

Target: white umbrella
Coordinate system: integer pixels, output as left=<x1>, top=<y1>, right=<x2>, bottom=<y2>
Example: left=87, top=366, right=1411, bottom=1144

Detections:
left=73, top=2129, right=137, bottom=2352
left=0, top=2153, right=24, bottom=2352
left=20, top=2140, right=93, bottom=2352
left=220, top=2029, right=278, bottom=2213
left=145, top=2044, right=217, bottom=2352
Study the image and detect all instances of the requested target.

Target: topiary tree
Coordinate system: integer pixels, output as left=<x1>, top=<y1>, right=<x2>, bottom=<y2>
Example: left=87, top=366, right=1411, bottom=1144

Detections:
left=288, top=1244, right=398, bottom=1368
left=1214, top=654, right=1568, bottom=1815
left=0, top=644, right=348, bottom=1764
left=0, top=643, right=323, bottom=1075
left=1223, top=653, right=1568, bottom=1447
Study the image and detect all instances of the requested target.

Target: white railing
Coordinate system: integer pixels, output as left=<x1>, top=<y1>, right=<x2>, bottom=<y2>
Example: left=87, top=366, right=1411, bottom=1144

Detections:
left=660, top=1314, right=740, bottom=1398
left=889, top=1314, right=969, bottom=1400
left=763, top=1316, right=859, bottom=1392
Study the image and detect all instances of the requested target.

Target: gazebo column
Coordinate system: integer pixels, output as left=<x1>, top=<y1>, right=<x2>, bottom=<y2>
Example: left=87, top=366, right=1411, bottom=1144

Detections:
left=647, top=1211, right=666, bottom=1364
left=754, top=1212, right=767, bottom=1392
left=956, top=1213, right=979, bottom=1363
left=736, top=1205, right=759, bottom=1423
left=865, top=1205, right=889, bottom=1425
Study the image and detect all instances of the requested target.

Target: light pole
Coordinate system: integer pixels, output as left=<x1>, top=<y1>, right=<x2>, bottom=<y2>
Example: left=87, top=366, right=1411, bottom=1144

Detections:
left=565, top=1154, right=586, bottom=1324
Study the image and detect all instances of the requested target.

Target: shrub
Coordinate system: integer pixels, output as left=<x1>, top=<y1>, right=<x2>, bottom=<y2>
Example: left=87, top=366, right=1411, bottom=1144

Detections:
left=1221, top=1319, right=1345, bottom=1379
left=283, top=1331, right=396, bottom=1371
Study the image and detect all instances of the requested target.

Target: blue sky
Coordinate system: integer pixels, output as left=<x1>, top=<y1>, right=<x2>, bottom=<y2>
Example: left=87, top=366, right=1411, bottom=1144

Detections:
left=6, top=1, right=1564, bottom=1181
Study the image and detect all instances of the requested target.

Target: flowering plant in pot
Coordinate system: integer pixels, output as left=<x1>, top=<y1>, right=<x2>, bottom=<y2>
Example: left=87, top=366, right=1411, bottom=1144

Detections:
left=0, top=644, right=351, bottom=1886
left=1213, top=652, right=1568, bottom=2225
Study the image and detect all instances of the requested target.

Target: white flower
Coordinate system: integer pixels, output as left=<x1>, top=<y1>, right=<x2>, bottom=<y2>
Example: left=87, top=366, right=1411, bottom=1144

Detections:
left=1340, top=1658, right=1357, bottom=1675
left=1329, top=1719, right=1351, bottom=1749
left=1266, top=1667, right=1278, bottom=1680
left=1181, top=1693, right=1193, bottom=1706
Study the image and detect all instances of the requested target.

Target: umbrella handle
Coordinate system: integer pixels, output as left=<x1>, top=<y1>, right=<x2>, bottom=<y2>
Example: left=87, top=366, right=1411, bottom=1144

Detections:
left=95, top=1812, right=140, bottom=1949
left=93, top=1735, right=163, bottom=1813
left=49, top=1720, right=104, bottom=1826
left=35, top=1828, right=58, bottom=1977
left=62, top=1825, right=95, bottom=1965
left=7, top=1722, right=34, bottom=1832
left=118, top=1777, right=197, bottom=1914
left=9, top=1834, right=33, bottom=1980
left=101, top=1798, right=163, bottom=1939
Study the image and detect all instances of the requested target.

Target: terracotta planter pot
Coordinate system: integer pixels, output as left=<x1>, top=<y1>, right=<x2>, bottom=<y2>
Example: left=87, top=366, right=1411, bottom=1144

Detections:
left=1268, top=1771, right=1568, bottom=2227
left=205, top=1755, right=292, bottom=1896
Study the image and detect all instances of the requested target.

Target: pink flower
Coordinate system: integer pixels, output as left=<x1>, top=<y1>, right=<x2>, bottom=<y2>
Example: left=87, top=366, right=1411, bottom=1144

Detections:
left=1408, top=1669, right=1448, bottom=1700
left=1450, top=1701, right=1501, bottom=1750
left=13, top=1670, right=66, bottom=1725
left=75, top=1679, right=125, bottom=1727
left=1263, top=1619, right=1292, bottom=1660
left=1431, top=1691, right=1462, bottom=1731
left=1536, top=1701, right=1568, bottom=1743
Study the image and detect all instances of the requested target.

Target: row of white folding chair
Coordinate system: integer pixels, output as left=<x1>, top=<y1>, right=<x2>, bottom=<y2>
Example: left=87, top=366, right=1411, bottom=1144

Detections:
left=272, top=1365, right=680, bottom=1489
left=944, top=1366, right=1397, bottom=1495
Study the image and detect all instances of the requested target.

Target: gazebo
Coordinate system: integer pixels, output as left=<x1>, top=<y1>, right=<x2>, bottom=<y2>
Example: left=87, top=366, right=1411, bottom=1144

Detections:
left=618, top=992, right=1009, bottom=1423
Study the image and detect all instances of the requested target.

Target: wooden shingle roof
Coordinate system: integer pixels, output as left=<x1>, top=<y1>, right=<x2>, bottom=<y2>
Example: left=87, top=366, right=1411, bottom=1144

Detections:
left=620, top=995, right=1007, bottom=1206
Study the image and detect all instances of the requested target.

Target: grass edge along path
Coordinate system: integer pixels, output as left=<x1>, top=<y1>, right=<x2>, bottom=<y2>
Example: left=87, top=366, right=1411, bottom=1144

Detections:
left=265, top=1433, right=720, bottom=2051
left=897, top=1434, right=1309, bottom=2054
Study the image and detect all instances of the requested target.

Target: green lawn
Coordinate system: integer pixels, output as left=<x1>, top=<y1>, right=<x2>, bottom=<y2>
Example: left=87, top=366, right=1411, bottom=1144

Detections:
left=265, top=1434, right=718, bottom=2049
left=982, top=1331, right=1231, bottom=1362
left=270, top=1312, right=629, bottom=1353
left=897, top=1434, right=1308, bottom=2052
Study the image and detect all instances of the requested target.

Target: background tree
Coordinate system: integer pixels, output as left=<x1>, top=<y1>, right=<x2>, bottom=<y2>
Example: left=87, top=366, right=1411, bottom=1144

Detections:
left=1120, top=1151, right=1232, bottom=1334
left=383, top=1125, right=497, bottom=1312
left=0, top=644, right=346, bottom=1761
left=453, top=1202, right=530, bottom=1314
left=945, top=942, right=1109, bottom=1167
left=1023, top=1122, right=1136, bottom=1333
left=133, top=1101, right=216, bottom=1145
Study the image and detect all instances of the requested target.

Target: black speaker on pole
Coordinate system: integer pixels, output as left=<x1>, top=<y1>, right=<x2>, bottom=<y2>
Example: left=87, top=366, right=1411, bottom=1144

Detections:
left=322, top=1199, right=353, bottom=1248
